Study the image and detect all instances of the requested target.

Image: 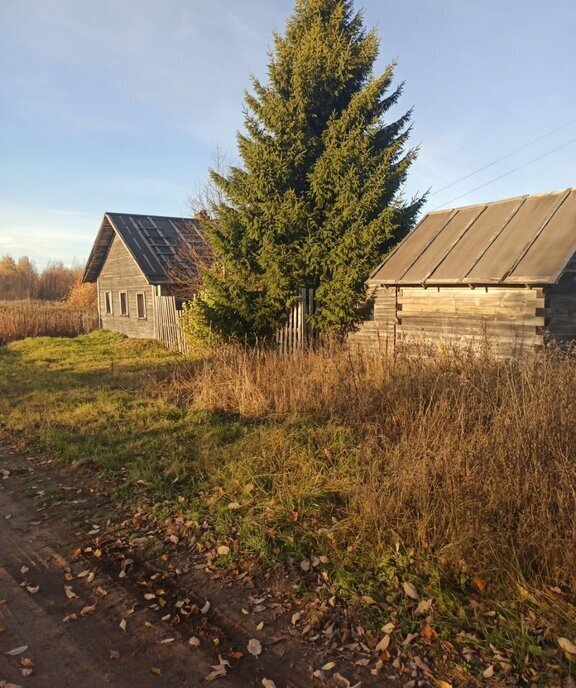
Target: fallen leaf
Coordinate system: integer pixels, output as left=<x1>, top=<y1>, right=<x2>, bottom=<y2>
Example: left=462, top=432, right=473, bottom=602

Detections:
left=119, top=618, right=127, bottom=631
left=93, top=549, right=102, bottom=558
left=201, top=600, right=210, bottom=615
left=205, top=666, right=227, bottom=682
left=217, top=545, right=230, bottom=556
left=472, top=576, right=486, bottom=592
left=402, top=581, right=419, bottom=600
left=381, top=621, right=395, bottom=634
left=160, top=638, right=175, bottom=644
left=435, top=681, right=453, bottom=688
left=321, top=661, right=336, bottom=670
left=256, top=621, right=264, bottom=631
left=247, top=638, right=262, bottom=657
left=110, top=650, right=120, bottom=659
left=80, top=605, right=96, bottom=617
left=25, top=585, right=39, bottom=594
left=262, top=680, right=277, bottom=688
left=20, top=566, right=29, bottom=574
left=415, top=598, right=433, bottom=615
left=64, top=585, right=78, bottom=600
left=482, top=665, right=494, bottom=678
left=376, top=635, right=390, bottom=652
left=228, top=502, right=241, bottom=510
left=189, top=636, right=200, bottom=647
left=291, top=611, right=302, bottom=625
left=300, top=559, right=311, bottom=572
left=6, top=646, right=28, bottom=656
left=150, top=667, right=162, bottom=676
left=558, top=636, right=576, bottom=657
left=361, top=595, right=377, bottom=605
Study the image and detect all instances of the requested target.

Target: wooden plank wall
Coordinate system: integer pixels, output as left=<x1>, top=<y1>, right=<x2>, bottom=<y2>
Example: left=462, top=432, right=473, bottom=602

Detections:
left=97, top=235, right=155, bottom=339
left=349, top=284, right=546, bottom=356
left=348, top=287, right=396, bottom=352
left=396, top=286, right=545, bottom=355
left=547, top=252, right=576, bottom=344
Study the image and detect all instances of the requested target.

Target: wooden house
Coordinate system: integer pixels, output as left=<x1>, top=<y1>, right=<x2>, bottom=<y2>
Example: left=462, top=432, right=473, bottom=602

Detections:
left=350, top=188, right=576, bottom=356
left=83, top=212, right=209, bottom=349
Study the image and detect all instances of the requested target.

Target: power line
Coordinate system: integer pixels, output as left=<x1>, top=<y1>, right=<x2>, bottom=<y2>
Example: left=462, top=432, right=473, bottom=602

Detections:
left=429, top=117, right=576, bottom=197
left=432, top=136, right=576, bottom=210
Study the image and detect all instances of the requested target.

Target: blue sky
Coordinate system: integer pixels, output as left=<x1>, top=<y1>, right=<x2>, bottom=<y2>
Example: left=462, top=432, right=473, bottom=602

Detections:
left=1, top=0, right=575, bottom=267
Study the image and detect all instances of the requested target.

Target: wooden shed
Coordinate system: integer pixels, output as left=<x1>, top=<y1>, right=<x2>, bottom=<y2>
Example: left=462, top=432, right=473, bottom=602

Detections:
left=350, top=188, right=576, bottom=356
left=83, top=213, right=209, bottom=349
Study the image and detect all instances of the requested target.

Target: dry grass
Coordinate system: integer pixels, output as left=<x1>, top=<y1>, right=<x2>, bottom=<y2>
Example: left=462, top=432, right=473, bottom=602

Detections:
left=0, top=300, right=98, bottom=343
left=165, top=343, right=576, bottom=593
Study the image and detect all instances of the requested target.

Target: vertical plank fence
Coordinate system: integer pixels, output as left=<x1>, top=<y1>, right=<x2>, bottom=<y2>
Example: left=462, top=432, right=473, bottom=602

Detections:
left=276, top=288, right=317, bottom=353
left=153, top=293, right=189, bottom=353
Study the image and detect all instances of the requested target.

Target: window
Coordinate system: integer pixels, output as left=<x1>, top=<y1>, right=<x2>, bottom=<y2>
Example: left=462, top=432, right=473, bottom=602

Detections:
left=119, top=291, right=129, bottom=316
left=104, top=291, right=113, bottom=315
left=136, top=293, right=146, bottom=319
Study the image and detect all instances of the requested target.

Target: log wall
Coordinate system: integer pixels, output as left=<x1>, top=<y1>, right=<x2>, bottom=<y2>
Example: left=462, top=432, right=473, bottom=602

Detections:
left=396, top=286, right=545, bottom=355
left=348, top=286, right=397, bottom=352
left=350, top=284, right=546, bottom=356
left=97, top=234, right=155, bottom=339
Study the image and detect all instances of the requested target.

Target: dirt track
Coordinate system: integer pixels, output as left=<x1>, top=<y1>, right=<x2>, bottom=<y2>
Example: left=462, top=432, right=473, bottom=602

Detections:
left=0, top=440, right=332, bottom=688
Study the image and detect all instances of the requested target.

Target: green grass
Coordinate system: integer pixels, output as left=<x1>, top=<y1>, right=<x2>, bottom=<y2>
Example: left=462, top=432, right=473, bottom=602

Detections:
left=1, top=330, right=575, bottom=685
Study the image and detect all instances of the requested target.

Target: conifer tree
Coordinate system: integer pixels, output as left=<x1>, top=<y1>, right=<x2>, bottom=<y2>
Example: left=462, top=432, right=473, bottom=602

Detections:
left=190, top=0, right=424, bottom=343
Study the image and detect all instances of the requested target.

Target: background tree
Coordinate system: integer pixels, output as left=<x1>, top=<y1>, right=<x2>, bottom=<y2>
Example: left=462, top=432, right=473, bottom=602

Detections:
left=190, top=0, right=424, bottom=343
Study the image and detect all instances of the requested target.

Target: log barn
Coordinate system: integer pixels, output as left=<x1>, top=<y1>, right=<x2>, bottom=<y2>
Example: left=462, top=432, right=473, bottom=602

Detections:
left=350, top=188, right=576, bottom=356
left=83, top=212, right=209, bottom=349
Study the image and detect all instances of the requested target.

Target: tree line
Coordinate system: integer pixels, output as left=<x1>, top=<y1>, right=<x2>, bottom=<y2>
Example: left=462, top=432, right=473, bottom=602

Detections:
left=0, top=255, right=83, bottom=301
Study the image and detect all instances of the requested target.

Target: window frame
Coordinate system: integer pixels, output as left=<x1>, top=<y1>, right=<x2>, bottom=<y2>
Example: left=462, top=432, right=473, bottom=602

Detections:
left=136, top=292, right=146, bottom=319
left=104, top=291, right=113, bottom=315
left=119, top=290, right=129, bottom=317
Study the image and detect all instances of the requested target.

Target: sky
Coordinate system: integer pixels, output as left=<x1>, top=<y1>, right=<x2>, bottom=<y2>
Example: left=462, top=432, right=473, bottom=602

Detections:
left=0, top=0, right=575, bottom=267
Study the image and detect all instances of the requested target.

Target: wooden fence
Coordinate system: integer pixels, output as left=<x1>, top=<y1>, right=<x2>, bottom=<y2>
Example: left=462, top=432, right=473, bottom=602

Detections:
left=276, top=288, right=317, bottom=353
left=153, top=294, right=189, bottom=353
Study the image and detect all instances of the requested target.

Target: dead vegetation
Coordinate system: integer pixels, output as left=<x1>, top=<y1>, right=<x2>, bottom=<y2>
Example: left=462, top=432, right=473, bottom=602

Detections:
left=166, top=343, right=576, bottom=595
left=0, top=300, right=98, bottom=343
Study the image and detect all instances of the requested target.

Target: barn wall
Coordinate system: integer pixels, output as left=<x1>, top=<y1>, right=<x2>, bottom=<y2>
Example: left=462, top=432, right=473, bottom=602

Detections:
left=348, top=286, right=397, bottom=352
left=397, top=286, right=545, bottom=355
left=547, top=252, right=576, bottom=344
left=97, top=234, right=156, bottom=339
left=350, top=285, right=546, bottom=356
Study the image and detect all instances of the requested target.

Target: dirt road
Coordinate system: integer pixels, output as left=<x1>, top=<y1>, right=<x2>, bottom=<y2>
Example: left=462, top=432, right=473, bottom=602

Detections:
left=0, top=440, right=334, bottom=688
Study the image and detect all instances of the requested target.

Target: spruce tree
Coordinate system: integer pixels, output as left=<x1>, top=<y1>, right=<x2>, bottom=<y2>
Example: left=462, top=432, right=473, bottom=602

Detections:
left=190, top=0, right=423, bottom=343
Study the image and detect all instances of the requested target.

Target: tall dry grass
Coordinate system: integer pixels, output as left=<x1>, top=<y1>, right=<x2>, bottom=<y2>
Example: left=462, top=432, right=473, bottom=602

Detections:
left=166, top=344, right=576, bottom=592
left=0, top=300, right=98, bottom=343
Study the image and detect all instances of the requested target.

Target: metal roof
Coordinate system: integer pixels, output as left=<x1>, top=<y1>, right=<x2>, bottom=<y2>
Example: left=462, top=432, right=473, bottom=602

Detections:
left=369, top=188, right=576, bottom=286
left=83, top=212, right=210, bottom=285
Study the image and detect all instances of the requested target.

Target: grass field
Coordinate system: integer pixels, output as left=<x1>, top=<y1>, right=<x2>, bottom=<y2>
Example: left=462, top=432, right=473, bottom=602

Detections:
left=0, top=300, right=98, bottom=343
left=1, top=330, right=575, bottom=684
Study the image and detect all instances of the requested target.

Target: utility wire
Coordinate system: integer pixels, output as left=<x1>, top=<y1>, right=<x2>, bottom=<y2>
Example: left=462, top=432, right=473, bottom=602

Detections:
left=433, top=136, right=576, bottom=210
left=430, top=117, right=576, bottom=196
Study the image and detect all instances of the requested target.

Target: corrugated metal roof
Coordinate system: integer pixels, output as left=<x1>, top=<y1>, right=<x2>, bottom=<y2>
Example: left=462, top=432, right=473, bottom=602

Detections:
left=369, top=188, right=576, bottom=286
left=83, top=212, right=210, bottom=285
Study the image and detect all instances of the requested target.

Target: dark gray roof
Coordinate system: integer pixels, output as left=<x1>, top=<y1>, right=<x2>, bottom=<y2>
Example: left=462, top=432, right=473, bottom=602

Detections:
left=369, top=188, right=576, bottom=286
left=83, top=212, right=210, bottom=285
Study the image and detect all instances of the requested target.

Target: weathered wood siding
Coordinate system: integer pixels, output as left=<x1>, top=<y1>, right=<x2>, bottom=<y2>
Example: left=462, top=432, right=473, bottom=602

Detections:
left=351, top=284, right=546, bottom=356
left=547, top=252, right=576, bottom=344
left=396, top=286, right=545, bottom=355
left=97, top=234, right=155, bottom=339
left=348, top=287, right=397, bottom=352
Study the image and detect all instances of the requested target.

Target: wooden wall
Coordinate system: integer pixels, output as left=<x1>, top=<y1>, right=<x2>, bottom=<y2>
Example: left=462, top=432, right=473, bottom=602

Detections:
left=97, top=235, right=155, bottom=339
left=547, top=253, right=576, bottom=345
left=348, top=286, right=397, bottom=352
left=350, top=284, right=546, bottom=356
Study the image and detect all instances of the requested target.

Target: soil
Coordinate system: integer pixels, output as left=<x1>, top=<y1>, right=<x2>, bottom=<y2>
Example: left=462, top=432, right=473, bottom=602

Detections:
left=0, top=436, right=397, bottom=688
